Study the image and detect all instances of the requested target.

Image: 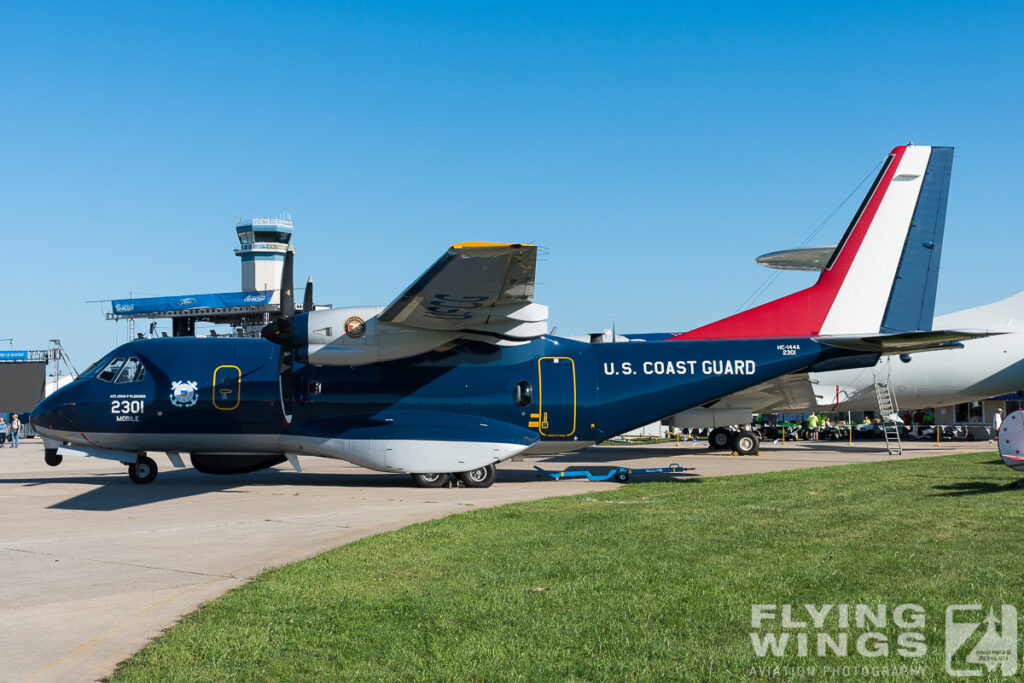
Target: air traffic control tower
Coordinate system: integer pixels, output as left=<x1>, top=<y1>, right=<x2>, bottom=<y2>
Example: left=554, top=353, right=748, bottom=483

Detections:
left=234, top=218, right=292, bottom=298
left=108, top=217, right=308, bottom=337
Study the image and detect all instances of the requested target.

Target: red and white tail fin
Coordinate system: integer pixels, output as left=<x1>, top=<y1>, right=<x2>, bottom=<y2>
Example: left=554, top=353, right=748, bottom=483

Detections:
left=673, top=144, right=954, bottom=340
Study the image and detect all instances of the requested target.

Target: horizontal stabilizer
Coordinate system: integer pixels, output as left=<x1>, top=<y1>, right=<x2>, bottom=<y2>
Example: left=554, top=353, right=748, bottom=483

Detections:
left=755, top=245, right=838, bottom=271
left=814, top=329, right=997, bottom=354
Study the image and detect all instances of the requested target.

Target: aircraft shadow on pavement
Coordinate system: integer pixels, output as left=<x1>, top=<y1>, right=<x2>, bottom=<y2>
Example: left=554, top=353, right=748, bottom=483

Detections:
left=4, top=455, right=705, bottom=511
left=547, top=446, right=697, bottom=462
left=1, top=469, right=457, bottom=511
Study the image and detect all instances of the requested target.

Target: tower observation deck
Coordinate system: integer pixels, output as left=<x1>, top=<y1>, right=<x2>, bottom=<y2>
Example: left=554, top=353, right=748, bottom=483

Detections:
left=234, top=218, right=293, bottom=297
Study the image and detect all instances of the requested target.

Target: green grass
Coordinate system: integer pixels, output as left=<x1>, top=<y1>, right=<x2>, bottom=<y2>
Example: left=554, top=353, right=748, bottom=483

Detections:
left=111, top=452, right=1023, bottom=681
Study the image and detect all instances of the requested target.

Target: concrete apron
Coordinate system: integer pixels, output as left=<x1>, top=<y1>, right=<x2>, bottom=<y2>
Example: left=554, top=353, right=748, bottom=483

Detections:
left=0, top=438, right=986, bottom=682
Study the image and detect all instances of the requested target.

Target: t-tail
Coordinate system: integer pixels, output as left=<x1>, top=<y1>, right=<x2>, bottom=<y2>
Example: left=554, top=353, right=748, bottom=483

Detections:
left=672, top=144, right=954, bottom=340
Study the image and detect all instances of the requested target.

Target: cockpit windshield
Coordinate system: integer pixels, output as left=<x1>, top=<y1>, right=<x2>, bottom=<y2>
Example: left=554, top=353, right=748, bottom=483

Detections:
left=96, top=356, right=147, bottom=383
left=115, top=357, right=146, bottom=383
left=97, top=358, right=126, bottom=382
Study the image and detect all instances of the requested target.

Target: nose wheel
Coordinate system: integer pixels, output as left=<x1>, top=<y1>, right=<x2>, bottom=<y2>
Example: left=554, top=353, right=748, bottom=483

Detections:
left=128, top=455, right=158, bottom=484
left=44, top=448, right=63, bottom=467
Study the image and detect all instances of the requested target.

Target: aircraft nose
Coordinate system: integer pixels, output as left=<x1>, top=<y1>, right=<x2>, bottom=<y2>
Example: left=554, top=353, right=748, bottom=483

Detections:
left=30, top=386, right=75, bottom=432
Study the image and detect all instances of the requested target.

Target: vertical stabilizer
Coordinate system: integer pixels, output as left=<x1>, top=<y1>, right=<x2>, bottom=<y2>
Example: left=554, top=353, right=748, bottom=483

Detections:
left=672, top=144, right=953, bottom=340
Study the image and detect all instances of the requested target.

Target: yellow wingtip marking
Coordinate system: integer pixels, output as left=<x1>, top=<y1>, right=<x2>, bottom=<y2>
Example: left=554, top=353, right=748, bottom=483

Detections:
left=451, top=241, right=534, bottom=249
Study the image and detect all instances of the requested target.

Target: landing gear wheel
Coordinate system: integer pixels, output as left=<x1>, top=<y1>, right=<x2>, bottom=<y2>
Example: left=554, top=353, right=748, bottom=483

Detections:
left=128, top=455, right=158, bottom=484
left=708, top=427, right=732, bottom=450
left=733, top=430, right=760, bottom=455
left=412, top=472, right=450, bottom=488
left=457, top=464, right=497, bottom=488
left=613, top=471, right=630, bottom=483
left=44, top=449, right=62, bottom=467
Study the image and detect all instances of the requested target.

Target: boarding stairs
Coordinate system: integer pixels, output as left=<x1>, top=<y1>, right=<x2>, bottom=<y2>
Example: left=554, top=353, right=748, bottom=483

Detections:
left=873, top=379, right=902, bottom=455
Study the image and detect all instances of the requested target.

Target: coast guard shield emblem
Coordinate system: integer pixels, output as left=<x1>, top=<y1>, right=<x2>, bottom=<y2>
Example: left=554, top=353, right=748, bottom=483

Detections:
left=170, top=380, right=199, bottom=407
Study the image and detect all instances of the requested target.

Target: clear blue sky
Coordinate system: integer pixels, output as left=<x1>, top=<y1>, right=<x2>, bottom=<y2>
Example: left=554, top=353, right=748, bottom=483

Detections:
left=2, top=1, right=1022, bottom=368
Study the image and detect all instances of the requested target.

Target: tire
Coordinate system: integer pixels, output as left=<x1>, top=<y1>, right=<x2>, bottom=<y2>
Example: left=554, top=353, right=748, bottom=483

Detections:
left=411, top=472, right=449, bottom=488
left=734, top=430, right=759, bottom=455
left=457, top=464, right=497, bottom=488
left=44, top=449, right=62, bottom=467
left=613, top=471, right=630, bottom=483
left=128, top=455, right=158, bottom=484
left=708, top=427, right=732, bottom=450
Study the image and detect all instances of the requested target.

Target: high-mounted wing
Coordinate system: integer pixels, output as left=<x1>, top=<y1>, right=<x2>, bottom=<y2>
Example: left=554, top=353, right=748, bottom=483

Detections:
left=378, top=242, right=547, bottom=340
left=276, top=243, right=549, bottom=367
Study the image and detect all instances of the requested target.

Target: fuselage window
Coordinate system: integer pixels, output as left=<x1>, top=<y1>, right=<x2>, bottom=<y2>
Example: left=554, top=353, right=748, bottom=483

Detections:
left=514, top=380, right=533, bottom=407
left=115, top=357, right=146, bottom=384
left=97, top=358, right=126, bottom=382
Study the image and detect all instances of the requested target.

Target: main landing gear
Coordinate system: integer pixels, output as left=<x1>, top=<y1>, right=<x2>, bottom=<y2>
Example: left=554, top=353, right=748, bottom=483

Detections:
left=128, top=455, right=158, bottom=484
left=411, top=464, right=497, bottom=489
left=707, top=427, right=760, bottom=455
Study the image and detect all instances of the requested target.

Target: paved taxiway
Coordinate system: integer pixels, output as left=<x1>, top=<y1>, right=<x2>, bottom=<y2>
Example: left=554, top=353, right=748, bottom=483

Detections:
left=1, top=438, right=989, bottom=682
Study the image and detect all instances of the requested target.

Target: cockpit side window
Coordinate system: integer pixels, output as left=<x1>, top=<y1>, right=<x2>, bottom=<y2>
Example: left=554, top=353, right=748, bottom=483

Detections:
left=114, top=357, right=146, bottom=384
left=97, top=358, right=126, bottom=382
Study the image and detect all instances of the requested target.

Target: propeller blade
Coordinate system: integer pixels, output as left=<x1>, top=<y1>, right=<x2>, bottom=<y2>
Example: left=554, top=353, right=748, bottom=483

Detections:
left=260, top=248, right=298, bottom=423
left=302, top=277, right=314, bottom=313
left=261, top=247, right=297, bottom=347
left=280, top=248, right=295, bottom=319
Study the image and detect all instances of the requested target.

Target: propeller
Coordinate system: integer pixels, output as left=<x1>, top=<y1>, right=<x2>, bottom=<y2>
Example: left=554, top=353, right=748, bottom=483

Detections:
left=260, top=248, right=298, bottom=422
left=261, top=248, right=296, bottom=347
left=302, top=277, right=314, bottom=313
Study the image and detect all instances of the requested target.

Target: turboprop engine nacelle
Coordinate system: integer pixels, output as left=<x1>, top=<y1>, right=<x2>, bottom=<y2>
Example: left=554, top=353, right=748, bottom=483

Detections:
left=295, top=306, right=460, bottom=367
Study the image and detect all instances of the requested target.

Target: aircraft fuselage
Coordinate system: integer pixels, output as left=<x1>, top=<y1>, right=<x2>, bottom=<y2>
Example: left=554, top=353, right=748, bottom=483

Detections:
left=31, top=335, right=864, bottom=474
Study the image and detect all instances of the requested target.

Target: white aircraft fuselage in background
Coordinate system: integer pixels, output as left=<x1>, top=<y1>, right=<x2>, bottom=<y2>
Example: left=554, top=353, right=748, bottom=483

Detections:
left=668, top=290, right=1023, bottom=429
left=812, top=290, right=1024, bottom=411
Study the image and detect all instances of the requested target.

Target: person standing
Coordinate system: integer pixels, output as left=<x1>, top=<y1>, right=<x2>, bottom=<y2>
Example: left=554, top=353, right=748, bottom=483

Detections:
left=991, top=408, right=1004, bottom=443
left=10, top=414, right=20, bottom=448
left=807, top=412, right=819, bottom=440
left=0, top=418, right=7, bottom=448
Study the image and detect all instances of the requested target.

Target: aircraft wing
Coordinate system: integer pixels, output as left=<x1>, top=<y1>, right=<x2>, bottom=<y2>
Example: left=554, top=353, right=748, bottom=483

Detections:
left=378, top=242, right=547, bottom=341
left=814, top=329, right=998, bottom=354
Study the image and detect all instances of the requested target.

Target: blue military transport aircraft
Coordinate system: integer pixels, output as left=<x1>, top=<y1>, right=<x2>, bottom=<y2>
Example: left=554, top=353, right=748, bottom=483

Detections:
left=32, top=144, right=982, bottom=488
